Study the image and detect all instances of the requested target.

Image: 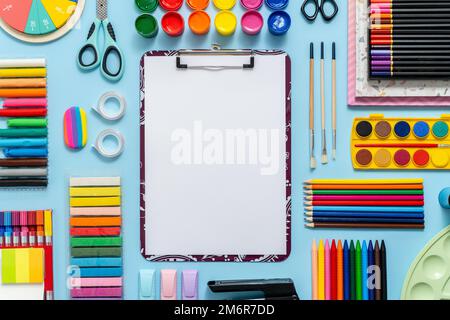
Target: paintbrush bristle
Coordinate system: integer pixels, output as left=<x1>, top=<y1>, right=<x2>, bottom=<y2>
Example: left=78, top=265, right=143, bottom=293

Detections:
left=321, top=153, right=328, bottom=164
left=310, top=156, right=317, bottom=169
left=332, top=149, right=336, bottom=160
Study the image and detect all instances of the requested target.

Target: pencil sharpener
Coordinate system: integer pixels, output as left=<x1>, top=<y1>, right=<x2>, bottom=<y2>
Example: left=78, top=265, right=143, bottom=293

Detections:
left=438, top=188, right=450, bottom=209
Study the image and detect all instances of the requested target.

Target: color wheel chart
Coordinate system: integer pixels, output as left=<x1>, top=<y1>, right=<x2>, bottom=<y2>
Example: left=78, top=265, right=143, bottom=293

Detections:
left=0, top=0, right=85, bottom=43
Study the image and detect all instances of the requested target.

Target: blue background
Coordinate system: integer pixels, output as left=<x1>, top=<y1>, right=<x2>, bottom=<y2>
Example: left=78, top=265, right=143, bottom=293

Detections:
left=0, top=0, right=449, bottom=300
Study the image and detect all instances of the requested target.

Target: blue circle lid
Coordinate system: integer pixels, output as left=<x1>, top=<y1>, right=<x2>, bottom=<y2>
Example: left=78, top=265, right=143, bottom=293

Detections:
left=268, top=11, right=291, bottom=35
left=265, top=0, right=288, bottom=10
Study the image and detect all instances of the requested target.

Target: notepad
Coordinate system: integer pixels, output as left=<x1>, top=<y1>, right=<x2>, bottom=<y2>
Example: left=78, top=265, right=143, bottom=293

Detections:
left=140, top=50, right=291, bottom=262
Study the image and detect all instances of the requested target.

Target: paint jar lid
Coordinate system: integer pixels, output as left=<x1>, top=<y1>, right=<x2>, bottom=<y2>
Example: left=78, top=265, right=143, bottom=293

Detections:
left=135, top=14, right=159, bottom=38
left=161, top=11, right=185, bottom=36
left=160, top=0, right=183, bottom=11
left=213, top=0, right=236, bottom=10
left=187, top=0, right=210, bottom=10
left=189, top=11, right=211, bottom=35
left=240, top=0, right=263, bottom=10
left=241, top=10, right=263, bottom=35
left=135, top=0, right=159, bottom=12
left=268, top=11, right=291, bottom=35
left=265, top=0, right=288, bottom=10
left=214, top=10, right=237, bottom=36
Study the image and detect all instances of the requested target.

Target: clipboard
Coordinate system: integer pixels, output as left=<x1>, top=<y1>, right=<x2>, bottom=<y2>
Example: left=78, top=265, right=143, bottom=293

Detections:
left=140, top=49, right=291, bottom=262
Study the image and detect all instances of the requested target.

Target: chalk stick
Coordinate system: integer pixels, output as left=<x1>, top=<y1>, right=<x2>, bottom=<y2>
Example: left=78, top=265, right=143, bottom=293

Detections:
left=70, top=257, right=122, bottom=267
left=0, top=68, right=46, bottom=78
left=0, top=128, right=48, bottom=137
left=70, top=217, right=122, bottom=227
left=0, top=59, right=46, bottom=68
left=69, top=187, right=121, bottom=197
left=71, top=237, right=122, bottom=247
left=70, top=197, right=121, bottom=207
left=0, top=78, right=47, bottom=88
left=69, top=277, right=123, bottom=288
left=70, top=207, right=121, bottom=216
left=70, top=177, right=121, bottom=187
left=0, top=168, right=47, bottom=177
left=70, top=227, right=121, bottom=237
left=71, top=287, right=122, bottom=298
left=71, top=247, right=122, bottom=258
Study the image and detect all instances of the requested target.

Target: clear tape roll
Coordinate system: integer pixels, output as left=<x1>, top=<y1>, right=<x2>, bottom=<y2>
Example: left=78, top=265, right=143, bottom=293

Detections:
left=94, top=91, right=127, bottom=121
left=93, top=129, right=124, bottom=158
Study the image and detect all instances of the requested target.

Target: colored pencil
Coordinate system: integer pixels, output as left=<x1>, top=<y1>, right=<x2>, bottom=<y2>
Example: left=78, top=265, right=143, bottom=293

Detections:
left=318, top=240, right=325, bottom=300
left=304, top=200, right=423, bottom=206
left=305, top=222, right=424, bottom=229
left=311, top=240, right=318, bottom=300
left=355, top=241, right=362, bottom=300
left=362, top=241, right=369, bottom=300
left=305, top=217, right=424, bottom=224
left=374, top=241, right=382, bottom=301
left=349, top=241, right=355, bottom=300
left=371, top=49, right=450, bottom=54
left=371, top=71, right=450, bottom=77
left=325, top=240, right=331, bottom=300
left=372, top=55, right=450, bottom=60
left=355, top=143, right=450, bottom=148
left=330, top=240, right=337, bottom=300
left=336, top=240, right=343, bottom=300
left=305, top=195, right=423, bottom=201
left=381, top=240, right=387, bottom=300
left=304, top=184, right=423, bottom=190
left=304, top=178, right=422, bottom=184
left=371, top=28, right=450, bottom=34
left=343, top=241, right=350, bottom=300
left=304, top=189, right=423, bottom=195
left=305, top=211, right=424, bottom=219
left=368, top=241, right=375, bottom=300
left=305, top=206, right=424, bottom=212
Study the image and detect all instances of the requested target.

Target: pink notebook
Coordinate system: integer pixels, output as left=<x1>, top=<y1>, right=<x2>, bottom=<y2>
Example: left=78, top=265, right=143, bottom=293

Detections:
left=347, top=0, right=450, bottom=106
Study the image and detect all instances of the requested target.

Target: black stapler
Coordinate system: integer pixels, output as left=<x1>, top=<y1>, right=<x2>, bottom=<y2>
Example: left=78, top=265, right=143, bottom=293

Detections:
left=207, top=278, right=299, bottom=300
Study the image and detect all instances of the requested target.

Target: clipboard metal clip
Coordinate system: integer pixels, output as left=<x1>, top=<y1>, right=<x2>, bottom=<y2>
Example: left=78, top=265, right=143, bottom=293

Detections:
left=176, top=45, right=255, bottom=70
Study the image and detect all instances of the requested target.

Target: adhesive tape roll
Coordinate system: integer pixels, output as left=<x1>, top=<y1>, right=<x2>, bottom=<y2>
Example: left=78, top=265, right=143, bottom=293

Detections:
left=93, top=129, right=124, bottom=158
left=94, top=91, right=127, bottom=121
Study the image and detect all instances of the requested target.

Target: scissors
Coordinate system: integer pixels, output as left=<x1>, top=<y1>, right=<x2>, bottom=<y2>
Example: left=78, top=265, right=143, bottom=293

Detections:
left=301, top=0, right=339, bottom=22
left=77, top=0, right=124, bottom=82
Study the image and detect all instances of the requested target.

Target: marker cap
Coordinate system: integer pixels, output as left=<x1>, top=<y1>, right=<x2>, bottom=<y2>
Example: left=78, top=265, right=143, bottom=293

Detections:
left=240, top=0, right=263, bottom=10
left=188, top=11, right=211, bottom=35
left=135, top=14, right=159, bottom=38
left=162, top=11, right=185, bottom=37
left=135, top=0, right=159, bottom=12
left=268, top=10, right=291, bottom=35
left=241, top=10, right=263, bottom=35
left=187, top=0, right=210, bottom=10
left=160, top=0, right=183, bottom=11
left=214, top=10, right=237, bottom=36
left=213, top=0, right=236, bottom=10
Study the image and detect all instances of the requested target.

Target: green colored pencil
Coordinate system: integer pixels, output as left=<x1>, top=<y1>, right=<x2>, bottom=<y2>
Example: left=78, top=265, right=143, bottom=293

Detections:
left=350, top=241, right=355, bottom=300
left=355, top=241, right=362, bottom=300
left=304, top=189, right=424, bottom=195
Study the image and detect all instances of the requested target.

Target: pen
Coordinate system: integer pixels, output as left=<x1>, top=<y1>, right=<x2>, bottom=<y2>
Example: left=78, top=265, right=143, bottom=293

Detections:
left=29, top=211, right=36, bottom=246
left=20, top=210, right=29, bottom=246
left=4, top=211, right=12, bottom=247
left=12, top=211, right=20, bottom=246
left=44, top=210, right=52, bottom=245
left=0, top=212, right=4, bottom=248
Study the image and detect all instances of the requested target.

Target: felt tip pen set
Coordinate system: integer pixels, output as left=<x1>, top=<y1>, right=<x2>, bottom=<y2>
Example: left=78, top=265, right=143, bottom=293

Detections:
left=69, top=177, right=123, bottom=300
left=0, top=58, right=48, bottom=188
left=0, top=210, right=53, bottom=300
left=311, top=239, right=387, bottom=300
left=352, top=114, right=450, bottom=170
left=368, top=0, right=450, bottom=79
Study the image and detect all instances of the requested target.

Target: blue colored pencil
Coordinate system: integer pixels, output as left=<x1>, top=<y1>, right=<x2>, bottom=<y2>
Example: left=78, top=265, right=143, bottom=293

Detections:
left=0, top=138, right=48, bottom=148
left=305, top=211, right=424, bottom=219
left=305, top=217, right=424, bottom=224
left=362, top=241, right=369, bottom=300
left=306, top=206, right=423, bottom=213
left=343, top=240, right=350, bottom=300
left=368, top=241, right=375, bottom=300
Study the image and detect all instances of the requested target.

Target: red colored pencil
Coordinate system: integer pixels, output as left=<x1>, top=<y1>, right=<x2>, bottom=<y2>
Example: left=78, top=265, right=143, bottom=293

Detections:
left=0, top=108, right=47, bottom=117
left=330, top=240, right=337, bottom=300
left=304, top=200, right=424, bottom=206
left=305, top=195, right=424, bottom=201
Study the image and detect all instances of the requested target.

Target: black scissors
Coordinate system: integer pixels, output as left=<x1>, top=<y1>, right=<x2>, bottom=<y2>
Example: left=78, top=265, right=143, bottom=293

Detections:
left=301, top=0, right=339, bottom=22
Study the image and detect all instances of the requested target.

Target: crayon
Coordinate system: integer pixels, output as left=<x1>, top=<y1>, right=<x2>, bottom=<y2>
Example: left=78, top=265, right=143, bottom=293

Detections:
left=330, top=240, right=337, bottom=300
left=311, top=240, right=318, bottom=300
left=318, top=240, right=325, bottom=300
left=362, top=241, right=369, bottom=300
left=343, top=241, right=350, bottom=300
left=325, top=240, right=331, bottom=300
left=355, top=241, right=362, bottom=300
left=374, top=241, right=382, bottom=301
left=350, top=241, right=355, bottom=300
left=381, top=241, right=387, bottom=300
left=336, top=240, right=343, bottom=300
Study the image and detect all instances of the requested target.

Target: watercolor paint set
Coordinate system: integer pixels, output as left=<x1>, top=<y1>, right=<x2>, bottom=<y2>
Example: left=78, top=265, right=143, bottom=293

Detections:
left=352, top=114, right=450, bottom=170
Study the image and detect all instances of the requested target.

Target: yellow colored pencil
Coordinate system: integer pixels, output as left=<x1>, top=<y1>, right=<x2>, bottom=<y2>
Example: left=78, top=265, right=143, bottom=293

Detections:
left=0, top=68, right=47, bottom=78
left=304, top=179, right=422, bottom=185
left=318, top=240, right=325, bottom=300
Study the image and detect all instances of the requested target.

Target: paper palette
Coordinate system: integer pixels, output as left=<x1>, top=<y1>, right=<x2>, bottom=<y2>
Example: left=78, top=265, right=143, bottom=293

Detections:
left=401, top=225, right=450, bottom=300
left=352, top=114, right=450, bottom=170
